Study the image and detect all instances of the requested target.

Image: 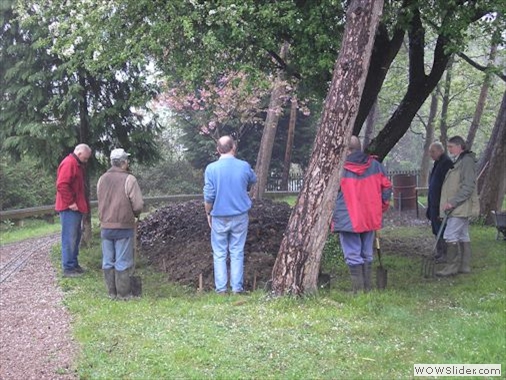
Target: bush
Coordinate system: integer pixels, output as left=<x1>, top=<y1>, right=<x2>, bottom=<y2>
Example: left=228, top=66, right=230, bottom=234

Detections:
left=133, top=159, right=203, bottom=196
left=0, top=158, right=55, bottom=210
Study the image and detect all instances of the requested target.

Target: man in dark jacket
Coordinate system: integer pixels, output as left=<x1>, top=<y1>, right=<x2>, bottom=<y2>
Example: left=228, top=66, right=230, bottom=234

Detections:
left=97, top=148, right=144, bottom=299
left=426, top=142, right=453, bottom=262
left=331, top=136, right=392, bottom=293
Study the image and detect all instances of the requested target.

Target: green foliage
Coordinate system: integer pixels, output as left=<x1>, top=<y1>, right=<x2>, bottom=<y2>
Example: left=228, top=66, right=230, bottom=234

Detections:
left=133, top=159, right=203, bottom=196
left=44, top=223, right=505, bottom=379
left=1, top=2, right=162, bottom=175
left=0, top=156, right=55, bottom=210
left=321, top=232, right=344, bottom=273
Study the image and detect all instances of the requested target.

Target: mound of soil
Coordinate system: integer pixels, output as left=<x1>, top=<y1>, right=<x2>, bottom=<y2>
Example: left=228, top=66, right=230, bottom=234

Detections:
left=138, top=199, right=431, bottom=292
left=138, top=199, right=292, bottom=291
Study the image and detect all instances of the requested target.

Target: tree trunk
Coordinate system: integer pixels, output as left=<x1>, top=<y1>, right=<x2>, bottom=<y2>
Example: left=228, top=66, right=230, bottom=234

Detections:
left=420, top=90, right=439, bottom=187
left=78, top=72, right=93, bottom=246
left=353, top=22, right=405, bottom=136
left=466, top=43, right=497, bottom=150
left=477, top=107, right=502, bottom=193
left=438, top=56, right=454, bottom=148
left=363, top=97, right=378, bottom=150
left=365, top=9, right=453, bottom=160
left=281, top=95, right=297, bottom=191
left=251, top=42, right=289, bottom=199
left=271, top=0, right=384, bottom=296
left=479, top=90, right=506, bottom=224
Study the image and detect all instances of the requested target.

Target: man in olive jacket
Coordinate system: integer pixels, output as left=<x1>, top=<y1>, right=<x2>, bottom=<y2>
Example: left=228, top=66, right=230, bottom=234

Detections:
left=436, top=136, right=478, bottom=277
left=97, top=148, right=144, bottom=299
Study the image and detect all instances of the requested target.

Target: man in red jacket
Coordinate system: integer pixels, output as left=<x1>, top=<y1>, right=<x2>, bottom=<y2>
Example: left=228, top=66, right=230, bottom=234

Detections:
left=331, top=136, right=392, bottom=293
left=55, top=144, right=92, bottom=277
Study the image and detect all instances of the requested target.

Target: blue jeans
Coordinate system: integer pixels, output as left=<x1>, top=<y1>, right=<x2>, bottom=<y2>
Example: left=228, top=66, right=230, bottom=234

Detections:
left=210, top=213, right=249, bottom=293
left=339, top=231, right=375, bottom=266
left=101, top=237, right=134, bottom=272
left=59, top=210, right=83, bottom=270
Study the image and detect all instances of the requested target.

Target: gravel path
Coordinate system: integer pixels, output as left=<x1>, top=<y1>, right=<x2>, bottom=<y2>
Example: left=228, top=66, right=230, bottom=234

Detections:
left=0, top=235, right=78, bottom=380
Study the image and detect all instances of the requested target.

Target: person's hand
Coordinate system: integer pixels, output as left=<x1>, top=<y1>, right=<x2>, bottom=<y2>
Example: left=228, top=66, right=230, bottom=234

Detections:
left=207, top=214, right=212, bottom=228
left=69, top=203, right=78, bottom=211
left=443, top=202, right=453, bottom=211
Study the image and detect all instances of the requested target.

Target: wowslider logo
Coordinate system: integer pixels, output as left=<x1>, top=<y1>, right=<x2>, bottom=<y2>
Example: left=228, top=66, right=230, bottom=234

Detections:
left=414, top=364, right=501, bottom=377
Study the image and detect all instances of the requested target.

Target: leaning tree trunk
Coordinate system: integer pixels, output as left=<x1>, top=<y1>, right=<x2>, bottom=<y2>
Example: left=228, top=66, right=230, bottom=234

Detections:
left=281, top=95, right=297, bottom=191
left=466, top=43, right=497, bottom=150
left=365, top=9, right=453, bottom=160
left=271, top=0, right=384, bottom=296
left=477, top=104, right=503, bottom=193
left=479, top=90, right=506, bottom=224
left=420, top=90, right=439, bottom=187
left=251, top=42, right=289, bottom=199
left=439, top=56, right=454, bottom=148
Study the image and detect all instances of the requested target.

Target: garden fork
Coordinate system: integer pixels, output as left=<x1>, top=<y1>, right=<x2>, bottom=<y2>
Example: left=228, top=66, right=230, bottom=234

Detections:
left=421, top=211, right=449, bottom=278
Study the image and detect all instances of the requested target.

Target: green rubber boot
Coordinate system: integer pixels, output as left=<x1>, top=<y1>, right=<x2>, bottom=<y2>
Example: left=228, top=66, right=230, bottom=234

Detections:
left=116, top=269, right=132, bottom=300
left=103, top=269, right=116, bottom=299
left=435, top=243, right=459, bottom=277
left=458, top=242, right=471, bottom=274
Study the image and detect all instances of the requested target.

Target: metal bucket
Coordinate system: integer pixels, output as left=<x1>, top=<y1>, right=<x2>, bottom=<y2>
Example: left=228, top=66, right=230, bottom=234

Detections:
left=393, top=174, right=417, bottom=211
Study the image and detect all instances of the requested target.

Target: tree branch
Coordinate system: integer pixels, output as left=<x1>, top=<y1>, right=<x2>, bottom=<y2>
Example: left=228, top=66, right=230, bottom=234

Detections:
left=456, top=52, right=506, bottom=83
left=266, top=49, right=302, bottom=80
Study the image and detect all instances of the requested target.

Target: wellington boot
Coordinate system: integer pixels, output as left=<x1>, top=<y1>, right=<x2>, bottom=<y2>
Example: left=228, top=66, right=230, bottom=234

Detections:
left=458, top=242, right=471, bottom=274
left=363, top=262, right=372, bottom=292
left=349, top=264, right=364, bottom=294
left=116, top=269, right=132, bottom=300
left=103, top=269, right=117, bottom=299
left=435, top=243, right=459, bottom=277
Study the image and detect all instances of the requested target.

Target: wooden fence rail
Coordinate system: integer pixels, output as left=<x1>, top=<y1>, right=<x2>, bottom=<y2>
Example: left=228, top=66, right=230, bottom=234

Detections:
left=0, top=191, right=298, bottom=222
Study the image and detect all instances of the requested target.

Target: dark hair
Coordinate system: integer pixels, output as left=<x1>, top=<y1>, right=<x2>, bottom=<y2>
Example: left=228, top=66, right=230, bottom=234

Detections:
left=448, top=136, right=467, bottom=151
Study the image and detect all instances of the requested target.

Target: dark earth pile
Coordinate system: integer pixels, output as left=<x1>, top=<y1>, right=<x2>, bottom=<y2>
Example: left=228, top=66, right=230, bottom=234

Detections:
left=138, top=199, right=432, bottom=292
left=138, top=199, right=292, bottom=291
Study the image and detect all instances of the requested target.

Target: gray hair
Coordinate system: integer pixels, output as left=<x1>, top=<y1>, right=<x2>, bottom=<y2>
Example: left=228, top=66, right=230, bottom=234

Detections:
left=430, top=141, right=444, bottom=152
left=74, top=143, right=91, bottom=154
left=111, top=158, right=127, bottom=167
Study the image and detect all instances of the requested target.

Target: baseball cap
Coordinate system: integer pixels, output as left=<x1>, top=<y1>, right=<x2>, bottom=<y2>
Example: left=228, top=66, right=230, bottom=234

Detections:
left=110, top=148, right=131, bottom=160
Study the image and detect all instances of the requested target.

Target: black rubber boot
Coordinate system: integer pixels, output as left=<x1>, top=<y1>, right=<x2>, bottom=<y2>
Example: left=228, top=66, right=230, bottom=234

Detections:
left=116, top=269, right=132, bottom=300
left=103, top=269, right=116, bottom=299
left=363, top=262, right=372, bottom=292
left=435, top=243, right=459, bottom=277
left=458, top=242, right=471, bottom=273
left=349, top=264, right=364, bottom=294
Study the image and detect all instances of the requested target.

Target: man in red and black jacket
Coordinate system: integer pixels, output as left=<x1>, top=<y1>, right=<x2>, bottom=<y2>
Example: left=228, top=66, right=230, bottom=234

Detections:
left=55, top=143, right=92, bottom=277
left=331, top=136, right=392, bottom=293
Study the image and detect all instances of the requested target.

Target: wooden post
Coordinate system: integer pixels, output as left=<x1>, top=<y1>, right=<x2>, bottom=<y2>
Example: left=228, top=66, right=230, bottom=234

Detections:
left=198, top=273, right=203, bottom=292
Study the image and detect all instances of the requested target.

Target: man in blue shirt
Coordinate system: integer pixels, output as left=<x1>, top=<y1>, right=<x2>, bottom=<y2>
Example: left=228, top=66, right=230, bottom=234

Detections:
left=204, top=136, right=257, bottom=294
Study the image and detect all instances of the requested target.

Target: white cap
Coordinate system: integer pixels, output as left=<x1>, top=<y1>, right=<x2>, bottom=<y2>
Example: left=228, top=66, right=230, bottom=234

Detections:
left=110, top=148, right=130, bottom=160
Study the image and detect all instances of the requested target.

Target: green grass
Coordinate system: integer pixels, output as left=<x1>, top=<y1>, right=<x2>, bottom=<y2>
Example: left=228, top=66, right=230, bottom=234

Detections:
left=45, top=223, right=506, bottom=380
left=0, top=218, right=61, bottom=244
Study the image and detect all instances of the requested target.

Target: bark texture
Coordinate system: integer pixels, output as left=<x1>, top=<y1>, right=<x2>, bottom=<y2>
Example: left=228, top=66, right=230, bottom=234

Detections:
left=466, top=43, right=497, bottom=150
left=479, top=90, right=506, bottom=224
left=420, top=90, right=439, bottom=187
left=271, top=0, right=384, bottom=295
